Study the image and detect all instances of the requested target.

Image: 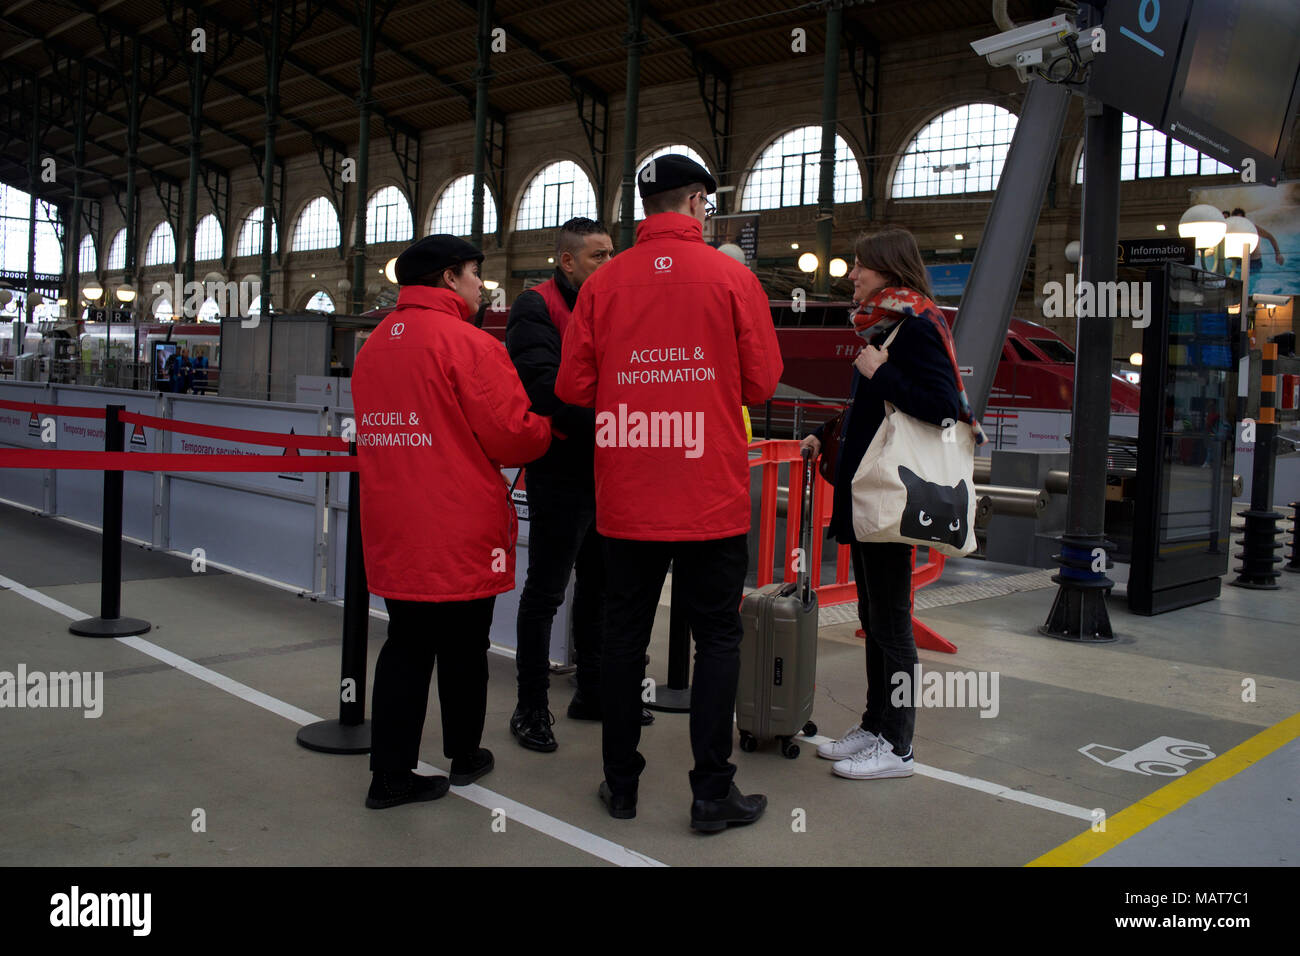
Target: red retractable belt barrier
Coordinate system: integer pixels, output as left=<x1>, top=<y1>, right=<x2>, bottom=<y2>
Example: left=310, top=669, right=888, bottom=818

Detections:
left=117, top=410, right=349, bottom=451
left=749, top=439, right=956, bottom=653
left=0, top=449, right=355, bottom=472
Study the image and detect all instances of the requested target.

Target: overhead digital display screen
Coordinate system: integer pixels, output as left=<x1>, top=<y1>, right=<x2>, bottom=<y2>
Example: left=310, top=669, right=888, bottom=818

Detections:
left=1171, top=0, right=1300, bottom=160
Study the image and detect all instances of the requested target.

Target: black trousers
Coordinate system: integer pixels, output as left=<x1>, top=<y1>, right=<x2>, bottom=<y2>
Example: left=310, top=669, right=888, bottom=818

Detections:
left=515, top=474, right=605, bottom=706
left=601, top=534, right=747, bottom=801
left=849, top=540, right=917, bottom=754
left=369, top=596, right=494, bottom=773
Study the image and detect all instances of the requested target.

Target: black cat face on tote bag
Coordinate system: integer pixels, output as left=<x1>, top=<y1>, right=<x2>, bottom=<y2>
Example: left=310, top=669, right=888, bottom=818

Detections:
left=897, top=465, right=967, bottom=548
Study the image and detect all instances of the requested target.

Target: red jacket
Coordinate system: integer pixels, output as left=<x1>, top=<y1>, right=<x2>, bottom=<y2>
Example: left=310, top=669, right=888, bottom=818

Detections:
left=555, top=213, right=782, bottom=540
left=352, top=286, right=552, bottom=601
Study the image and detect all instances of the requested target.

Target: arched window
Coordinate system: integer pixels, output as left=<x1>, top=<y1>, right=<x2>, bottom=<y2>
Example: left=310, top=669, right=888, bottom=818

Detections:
left=78, top=234, right=97, bottom=273
left=106, top=229, right=127, bottom=270
left=516, top=161, right=599, bottom=231
left=0, top=183, right=62, bottom=273
left=1074, top=113, right=1235, bottom=183
left=292, top=197, right=341, bottom=252
left=633, top=145, right=714, bottom=220
left=153, top=297, right=174, bottom=321
left=366, top=186, right=414, bottom=244
left=306, top=290, right=335, bottom=313
left=194, top=214, right=223, bottom=261
left=144, top=222, right=176, bottom=267
left=892, top=103, right=1018, bottom=198
left=236, top=207, right=278, bottom=257
left=741, top=127, right=863, bottom=210
left=429, top=175, right=499, bottom=236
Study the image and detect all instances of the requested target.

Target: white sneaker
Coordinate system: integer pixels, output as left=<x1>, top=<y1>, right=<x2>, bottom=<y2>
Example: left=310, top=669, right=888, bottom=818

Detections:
left=817, top=725, right=879, bottom=760
left=832, top=738, right=914, bottom=779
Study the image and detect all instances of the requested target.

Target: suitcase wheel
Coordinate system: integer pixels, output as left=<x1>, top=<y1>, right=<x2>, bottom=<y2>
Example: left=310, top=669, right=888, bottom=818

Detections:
left=802, top=721, right=818, bottom=738
left=738, top=731, right=758, bottom=753
left=779, top=737, right=800, bottom=759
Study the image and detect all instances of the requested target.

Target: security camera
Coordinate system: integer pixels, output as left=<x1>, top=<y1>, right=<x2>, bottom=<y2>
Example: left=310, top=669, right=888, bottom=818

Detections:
left=971, top=14, right=1094, bottom=83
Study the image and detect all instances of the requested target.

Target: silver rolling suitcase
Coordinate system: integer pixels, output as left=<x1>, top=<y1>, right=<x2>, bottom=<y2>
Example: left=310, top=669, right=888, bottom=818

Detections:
left=737, top=450, right=819, bottom=758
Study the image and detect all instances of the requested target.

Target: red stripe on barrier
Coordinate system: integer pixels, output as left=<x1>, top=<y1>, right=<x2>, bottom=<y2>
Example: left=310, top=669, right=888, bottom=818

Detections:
left=117, top=410, right=348, bottom=451
left=0, top=398, right=113, bottom=419
left=0, top=449, right=357, bottom=472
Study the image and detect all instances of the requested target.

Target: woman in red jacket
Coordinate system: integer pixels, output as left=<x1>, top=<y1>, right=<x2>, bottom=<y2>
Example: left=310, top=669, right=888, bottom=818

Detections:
left=352, top=235, right=551, bottom=809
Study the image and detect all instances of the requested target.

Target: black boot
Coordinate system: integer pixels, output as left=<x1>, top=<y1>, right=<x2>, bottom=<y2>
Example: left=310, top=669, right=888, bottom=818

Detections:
left=510, top=704, right=557, bottom=752
left=449, top=748, right=495, bottom=786
left=365, top=770, right=450, bottom=810
left=689, top=784, right=767, bottom=833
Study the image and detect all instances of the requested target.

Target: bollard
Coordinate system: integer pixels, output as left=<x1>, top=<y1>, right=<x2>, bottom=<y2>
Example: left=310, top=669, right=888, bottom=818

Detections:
left=645, top=561, right=691, bottom=713
left=297, top=443, right=371, bottom=753
left=1287, top=501, right=1299, bottom=573
left=1232, top=343, right=1284, bottom=589
left=70, top=405, right=152, bottom=638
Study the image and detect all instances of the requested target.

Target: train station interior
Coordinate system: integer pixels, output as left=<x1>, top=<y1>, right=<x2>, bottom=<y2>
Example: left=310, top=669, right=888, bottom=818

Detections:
left=1, top=0, right=1298, bottom=888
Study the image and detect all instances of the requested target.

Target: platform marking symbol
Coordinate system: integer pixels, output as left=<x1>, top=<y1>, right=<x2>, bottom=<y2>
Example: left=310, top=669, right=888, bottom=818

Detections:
left=1079, top=736, right=1216, bottom=777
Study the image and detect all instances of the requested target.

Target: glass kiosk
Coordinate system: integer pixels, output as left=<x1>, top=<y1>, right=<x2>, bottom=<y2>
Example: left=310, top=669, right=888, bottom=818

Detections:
left=1130, top=264, right=1241, bottom=615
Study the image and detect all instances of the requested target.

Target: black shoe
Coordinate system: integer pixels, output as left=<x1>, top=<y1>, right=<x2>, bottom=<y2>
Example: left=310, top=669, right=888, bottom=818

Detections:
left=690, top=784, right=767, bottom=833
left=449, top=748, right=494, bottom=786
left=510, top=704, right=557, bottom=753
left=365, top=770, right=450, bottom=810
left=568, top=692, right=656, bottom=727
left=598, top=781, right=637, bottom=820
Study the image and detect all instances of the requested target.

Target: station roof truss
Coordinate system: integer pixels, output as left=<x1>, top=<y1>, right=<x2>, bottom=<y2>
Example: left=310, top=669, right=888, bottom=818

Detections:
left=0, top=0, right=1060, bottom=211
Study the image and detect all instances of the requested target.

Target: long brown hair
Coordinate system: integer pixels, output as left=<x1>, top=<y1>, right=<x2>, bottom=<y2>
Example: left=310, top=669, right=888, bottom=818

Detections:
left=853, top=227, right=933, bottom=300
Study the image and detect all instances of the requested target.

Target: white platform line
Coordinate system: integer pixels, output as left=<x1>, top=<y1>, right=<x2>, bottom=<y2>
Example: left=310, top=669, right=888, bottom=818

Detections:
left=1, top=573, right=665, bottom=867
left=799, top=732, right=1098, bottom=821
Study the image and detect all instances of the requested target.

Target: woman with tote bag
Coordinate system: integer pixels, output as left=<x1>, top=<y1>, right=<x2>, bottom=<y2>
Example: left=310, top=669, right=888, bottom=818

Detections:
left=801, top=227, right=976, bottom=780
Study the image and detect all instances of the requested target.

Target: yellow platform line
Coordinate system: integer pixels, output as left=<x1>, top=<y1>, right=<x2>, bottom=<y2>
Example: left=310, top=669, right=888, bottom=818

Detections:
left=1027, top=711, right=1300, bottom=867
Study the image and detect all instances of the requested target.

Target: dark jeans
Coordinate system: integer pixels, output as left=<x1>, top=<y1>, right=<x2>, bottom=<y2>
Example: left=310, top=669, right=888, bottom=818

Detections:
left=602, top=534, right=747, bottom=801
left=849, top=540, right=918, bottom=755
left=515, top=474, right=604, bottom=706
left=369, top=596, right=493, bottom=772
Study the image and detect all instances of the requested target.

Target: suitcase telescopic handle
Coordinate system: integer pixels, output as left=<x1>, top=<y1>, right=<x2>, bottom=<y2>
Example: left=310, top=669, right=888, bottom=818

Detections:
left=799, top=447, right=815, bottom=604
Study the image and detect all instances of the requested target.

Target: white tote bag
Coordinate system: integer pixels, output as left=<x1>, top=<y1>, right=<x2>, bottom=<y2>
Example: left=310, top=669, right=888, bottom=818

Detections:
left=850, top=323, right=977, bottom=557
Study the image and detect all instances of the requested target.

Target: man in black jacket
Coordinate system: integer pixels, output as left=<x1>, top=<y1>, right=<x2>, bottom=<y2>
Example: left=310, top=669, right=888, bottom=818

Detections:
left=505, top=218, right=654, bottom=752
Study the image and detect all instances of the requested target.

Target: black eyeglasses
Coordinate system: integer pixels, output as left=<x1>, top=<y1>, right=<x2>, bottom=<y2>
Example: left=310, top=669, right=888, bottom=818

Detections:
left=693, top=193, right=716, bottom=219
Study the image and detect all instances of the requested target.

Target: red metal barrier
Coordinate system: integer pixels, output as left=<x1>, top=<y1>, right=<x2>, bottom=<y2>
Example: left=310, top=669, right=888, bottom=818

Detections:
left=749, top=439, right=956, bottom=653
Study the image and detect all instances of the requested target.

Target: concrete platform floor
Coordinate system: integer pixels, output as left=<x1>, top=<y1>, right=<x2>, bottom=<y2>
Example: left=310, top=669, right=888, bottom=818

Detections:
left=0, top=502, right=1295, bottom=867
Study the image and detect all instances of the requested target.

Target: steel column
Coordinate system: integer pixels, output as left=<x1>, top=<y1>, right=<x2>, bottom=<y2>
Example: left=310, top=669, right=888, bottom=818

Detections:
left=619, top=0, right=644, bottom=250
left=25, top=80, right=38, bottom=338
left=952, top=77, right=1072, bottom=416
left=471, top=0, right=493, bottom=249
left=260, top=22, right=280, bottom=323
left=814, top=4, right=842, bottom=298
left=351, top=0, right=376, bottom=313
left=1040, top=101, right=1122, bottom=641
left=184, top=46, right=203, bottom=289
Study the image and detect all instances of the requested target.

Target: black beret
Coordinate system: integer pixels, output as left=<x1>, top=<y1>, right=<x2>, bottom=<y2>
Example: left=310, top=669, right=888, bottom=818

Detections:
left=395, top=234, right=484, bottom=285
left=638, top=153, right=717, bottom=199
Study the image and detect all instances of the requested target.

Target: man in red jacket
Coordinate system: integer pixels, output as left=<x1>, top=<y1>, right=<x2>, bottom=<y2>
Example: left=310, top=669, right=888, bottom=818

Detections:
left=352, top=234, right=551, bottom=809
left=556, top=154, right=783, bottom=831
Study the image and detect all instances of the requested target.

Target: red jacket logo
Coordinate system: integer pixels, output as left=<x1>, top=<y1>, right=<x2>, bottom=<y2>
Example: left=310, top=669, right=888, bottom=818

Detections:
left=390, top=322, right=405, bottom=337
left=654, top=256, right=672, bottom=271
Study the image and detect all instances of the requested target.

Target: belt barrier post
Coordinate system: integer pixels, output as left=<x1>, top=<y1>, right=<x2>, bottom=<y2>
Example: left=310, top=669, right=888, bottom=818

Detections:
left=646, top=560, right=691, bottom=713
left=70, top=404, right=152, bottom=637
left=298, top=443, right=371, bottom=753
